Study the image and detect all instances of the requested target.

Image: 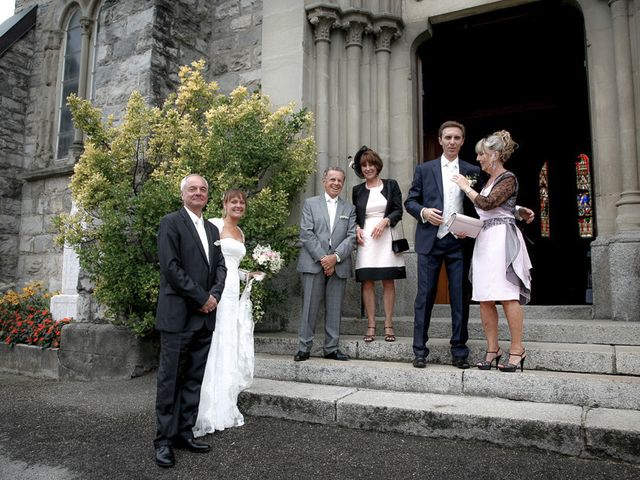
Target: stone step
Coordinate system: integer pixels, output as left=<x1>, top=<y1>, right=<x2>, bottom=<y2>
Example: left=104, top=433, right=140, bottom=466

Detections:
left=255, top=333, right=640, bottom=376
left=239, top=377, right=640, bottom=464
left=254, top=353, right=640, bottom=410
left=430, top=304, right=594, bottom=320
left=287, top=300, right=596, bottom=334
left=336, top=316, right=640, bottom=346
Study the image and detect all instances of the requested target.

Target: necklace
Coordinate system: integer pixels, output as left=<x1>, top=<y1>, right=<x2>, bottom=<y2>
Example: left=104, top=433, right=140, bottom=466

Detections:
left=366, top=178, right=382, bottom=188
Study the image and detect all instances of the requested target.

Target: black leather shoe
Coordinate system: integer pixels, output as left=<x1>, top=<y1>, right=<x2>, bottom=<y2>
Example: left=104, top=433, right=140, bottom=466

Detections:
left=323, top=350, right=350, bottom=361
left=452, top=356, right=470, bottom=369
left=173, top=437, right=211, bottom=453
left=294, top=350, right=310, bottom=362
left=155, top=445, right=175, bottom=468
left=413, top=356, right=427, bottom=368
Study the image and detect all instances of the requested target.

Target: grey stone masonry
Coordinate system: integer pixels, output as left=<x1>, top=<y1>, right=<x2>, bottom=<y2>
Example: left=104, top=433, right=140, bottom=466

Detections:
left=92, top=0, right=157, bottom=120
left=151, top=0, right=212, bottom=104
left=208, top=0, right=262, bottom=93
left=58, top=323, right=158, bottom=380
left=0, top=27, right=34, bottom=291
left=17, top=175, right=70, bottom=291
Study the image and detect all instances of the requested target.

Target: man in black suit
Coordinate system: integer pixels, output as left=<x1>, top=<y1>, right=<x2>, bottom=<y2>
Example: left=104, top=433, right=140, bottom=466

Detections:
left=405, top=121, right=478, bottom=370
left=154, top=174, right=226, bottom=468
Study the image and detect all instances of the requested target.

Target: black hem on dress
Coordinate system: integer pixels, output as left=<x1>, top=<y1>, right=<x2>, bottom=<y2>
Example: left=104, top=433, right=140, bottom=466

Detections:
left=355, top=267, right=406, bottom=282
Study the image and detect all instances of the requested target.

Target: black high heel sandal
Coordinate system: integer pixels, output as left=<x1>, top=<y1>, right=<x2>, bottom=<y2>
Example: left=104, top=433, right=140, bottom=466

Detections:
left=499, top=350, right=526, bottom=373
left=475, top=349, right=502, bottom=370
left=384, top=326, right=396, bottom=342
left=363, top=326, right=375, bottom=343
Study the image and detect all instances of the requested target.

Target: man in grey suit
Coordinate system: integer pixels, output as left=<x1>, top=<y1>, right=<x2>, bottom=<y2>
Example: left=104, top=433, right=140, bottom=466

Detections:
left=294, top=166, right=357, bottom=361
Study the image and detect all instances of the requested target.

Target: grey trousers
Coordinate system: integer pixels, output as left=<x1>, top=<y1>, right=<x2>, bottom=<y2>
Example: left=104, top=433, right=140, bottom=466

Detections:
left=298, top=272, right=346, bottom=354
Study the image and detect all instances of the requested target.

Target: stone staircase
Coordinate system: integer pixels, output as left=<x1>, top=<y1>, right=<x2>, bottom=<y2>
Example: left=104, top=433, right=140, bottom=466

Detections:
left=239, top=306, right=640, bottom=463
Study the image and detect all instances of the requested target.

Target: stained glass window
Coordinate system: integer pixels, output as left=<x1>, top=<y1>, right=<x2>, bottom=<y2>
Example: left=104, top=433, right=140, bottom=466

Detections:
left=539, top=161, right=550, bottom=237
left=576, top=153, right=593, bottom=238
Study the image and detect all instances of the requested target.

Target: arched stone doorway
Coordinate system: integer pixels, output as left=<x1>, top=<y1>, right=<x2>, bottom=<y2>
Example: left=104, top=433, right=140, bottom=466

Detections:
left=417, top=1, right=592, bottom=305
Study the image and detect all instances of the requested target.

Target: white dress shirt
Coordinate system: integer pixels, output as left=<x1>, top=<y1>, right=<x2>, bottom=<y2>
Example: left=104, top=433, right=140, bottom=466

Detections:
left=438, top=156, right=464, bottom=239
left=325, top=192, right=338, bottom=233
left=185, top=207, right=210, bottom=263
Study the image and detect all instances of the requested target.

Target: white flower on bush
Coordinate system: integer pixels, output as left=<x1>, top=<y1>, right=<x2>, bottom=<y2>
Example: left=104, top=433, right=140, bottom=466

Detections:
left=252, top=244, right=284, bottom=274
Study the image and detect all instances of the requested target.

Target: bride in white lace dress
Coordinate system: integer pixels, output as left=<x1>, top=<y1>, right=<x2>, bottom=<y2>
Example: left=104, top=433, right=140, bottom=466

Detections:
left=193, top=189, right=260, bottom=436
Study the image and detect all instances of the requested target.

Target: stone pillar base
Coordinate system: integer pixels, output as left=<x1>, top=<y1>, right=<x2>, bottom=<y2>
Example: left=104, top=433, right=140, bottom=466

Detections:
left=591, top=232, right=640, bottom=321
left=50, top=293, right=78, bottom=321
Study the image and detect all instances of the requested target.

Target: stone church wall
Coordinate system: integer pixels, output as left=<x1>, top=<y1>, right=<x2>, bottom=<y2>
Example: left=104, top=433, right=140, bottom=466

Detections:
left=207, top=0, right=262, bottom=94
left=3, top=0, right=264, bottom=296
left=0, top=27, right=35, bottom=291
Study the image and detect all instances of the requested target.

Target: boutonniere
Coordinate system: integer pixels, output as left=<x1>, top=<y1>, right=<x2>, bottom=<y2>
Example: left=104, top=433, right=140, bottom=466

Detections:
left=339, top=215, right=349, bottom=220
left=465, top=174, right=478, bottom=187
left=213, top=240, right=221, bottom=247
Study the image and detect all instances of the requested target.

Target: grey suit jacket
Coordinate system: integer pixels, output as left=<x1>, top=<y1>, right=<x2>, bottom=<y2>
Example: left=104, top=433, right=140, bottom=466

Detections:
left=297, top=194, right=356, bottom=278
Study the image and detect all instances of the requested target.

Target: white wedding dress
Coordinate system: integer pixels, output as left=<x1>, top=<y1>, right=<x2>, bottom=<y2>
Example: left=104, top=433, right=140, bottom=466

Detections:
left=193, top=219, right=255, bottom=436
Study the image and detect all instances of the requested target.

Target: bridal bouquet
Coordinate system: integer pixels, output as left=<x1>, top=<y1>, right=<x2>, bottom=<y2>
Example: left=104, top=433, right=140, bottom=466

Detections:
left=252, top=244, right=284, bottom=274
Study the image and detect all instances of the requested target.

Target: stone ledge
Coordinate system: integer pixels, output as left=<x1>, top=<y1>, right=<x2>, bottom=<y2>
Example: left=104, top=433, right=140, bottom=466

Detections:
left=0, top=343, right=60, bottom=379
left=58, top=323, right=159, bottom=380
left=0, top=324, right=160, bottom=381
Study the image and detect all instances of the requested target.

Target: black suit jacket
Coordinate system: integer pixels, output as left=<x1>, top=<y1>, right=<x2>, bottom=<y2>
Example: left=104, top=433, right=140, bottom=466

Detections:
left=404, top=158, right=480, bottom=255
left=352, top=178, right=403, bottom=229
left=155, top=207, right=227, bottom=332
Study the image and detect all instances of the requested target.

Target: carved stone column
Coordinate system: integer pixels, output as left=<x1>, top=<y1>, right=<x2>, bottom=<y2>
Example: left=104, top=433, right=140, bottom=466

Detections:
left=71, top=17, right=93, bottom=154
left=308, top=7, right=339, bottom=194
left=373, top=20, right=401, bottom=163
left=609, top=0, right=640, bottom=230
left=591, top=0, right=640, bottom=320
left=343, top=14, right=368, bottom=157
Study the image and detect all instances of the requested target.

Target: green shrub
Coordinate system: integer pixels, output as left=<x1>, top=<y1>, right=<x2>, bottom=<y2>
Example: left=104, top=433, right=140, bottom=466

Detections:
left=0, top=282, right=72, bottom=348
left=55, top=60, right=316, bottom=337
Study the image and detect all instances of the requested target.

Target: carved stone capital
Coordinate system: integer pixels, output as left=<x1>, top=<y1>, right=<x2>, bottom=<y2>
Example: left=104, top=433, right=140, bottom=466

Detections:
left=79, top=16, right=93, bottom=35
left=307, top=6, right=340, bottom=44
left=345, top=21, right=367, bottom=48
left=373, top=21, right=402, bottom=53
left=338, top=10, right=371, bottom=48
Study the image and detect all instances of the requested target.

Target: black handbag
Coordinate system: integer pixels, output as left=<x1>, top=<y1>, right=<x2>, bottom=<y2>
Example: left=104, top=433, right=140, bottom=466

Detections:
left=390, top=221, right=409, bottom=254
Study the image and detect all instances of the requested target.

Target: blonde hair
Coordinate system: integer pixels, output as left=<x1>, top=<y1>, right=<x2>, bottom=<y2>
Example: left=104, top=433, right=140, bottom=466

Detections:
left=221, top=189, right=247, bottom=217
left=222, top=188, right=247, bottom=204
left=475, top=130, right=518, bottom=163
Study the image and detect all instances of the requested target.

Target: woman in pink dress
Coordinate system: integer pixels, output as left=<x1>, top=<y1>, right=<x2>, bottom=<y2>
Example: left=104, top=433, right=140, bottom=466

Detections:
left=452, top=130, right=532, bottom=372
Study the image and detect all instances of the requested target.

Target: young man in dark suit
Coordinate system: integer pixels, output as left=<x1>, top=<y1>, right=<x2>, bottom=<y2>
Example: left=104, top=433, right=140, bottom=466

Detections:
left=405, top=121, right=478, bottom=370
left=154, top=174, right=227, bottom=468
left=405, top=121, right=534, bottom=370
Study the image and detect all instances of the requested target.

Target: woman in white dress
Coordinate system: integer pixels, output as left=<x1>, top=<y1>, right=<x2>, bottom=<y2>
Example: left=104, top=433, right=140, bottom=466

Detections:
left=350, top=147, right=406, bottom=343
left=193, top=189, right=261, bottom=436
left=452, top=130, right=532, bottom=372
